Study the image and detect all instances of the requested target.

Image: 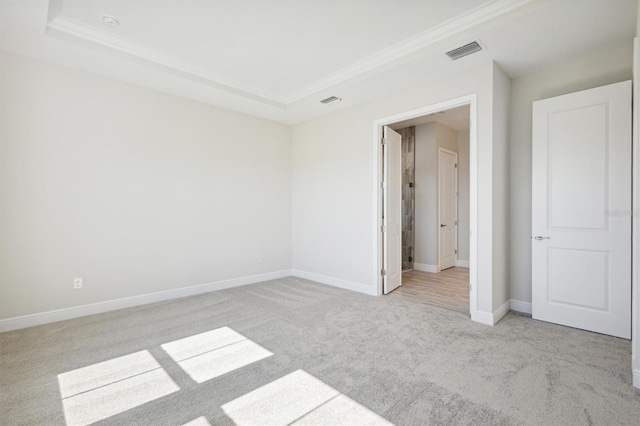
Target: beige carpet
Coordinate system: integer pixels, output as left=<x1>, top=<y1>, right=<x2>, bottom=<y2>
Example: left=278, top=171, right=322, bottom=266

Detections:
left=1, top=276, right=639, bottom=425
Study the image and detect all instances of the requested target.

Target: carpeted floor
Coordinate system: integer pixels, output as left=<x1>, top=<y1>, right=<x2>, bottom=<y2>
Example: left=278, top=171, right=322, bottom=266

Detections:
left=1, top=276, right=639, bottom=425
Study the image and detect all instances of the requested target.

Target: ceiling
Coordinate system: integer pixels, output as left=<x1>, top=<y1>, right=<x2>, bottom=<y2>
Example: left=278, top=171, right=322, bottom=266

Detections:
left=0, top=0, right=636, bottom=124
left=390, top=105, right=471, bottom=131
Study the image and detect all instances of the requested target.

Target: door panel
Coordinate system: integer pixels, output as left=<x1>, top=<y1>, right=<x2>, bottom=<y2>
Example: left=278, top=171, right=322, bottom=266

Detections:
left=383, top=126, right=402, bottom=294
left=439, top=149, right=458, bottom=271
left=547, top=248, right=608, bottom=310
left=532, top=81, right=631, bottom=339
left=549, top=104, right=608, bottom=230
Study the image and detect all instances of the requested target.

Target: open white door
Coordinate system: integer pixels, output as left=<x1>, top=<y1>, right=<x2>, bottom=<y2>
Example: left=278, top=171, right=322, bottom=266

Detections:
left=439, top=148, right=458, bottom=271
left=532, top=81, right=632, bottom=339
left=383, top=126, right=402, bottom=294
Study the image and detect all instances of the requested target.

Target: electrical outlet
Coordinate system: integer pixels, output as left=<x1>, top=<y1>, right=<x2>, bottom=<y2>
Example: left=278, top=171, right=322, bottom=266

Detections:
left=258, top=254, right=264, bottom=263
left=352, top=261, right=357, bottom=269
left=73, top=278, right=83, bottom=289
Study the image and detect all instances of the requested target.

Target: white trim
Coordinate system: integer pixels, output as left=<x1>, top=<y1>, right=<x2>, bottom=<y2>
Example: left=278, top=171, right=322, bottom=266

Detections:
left=414, top=263, right=439, bottom=273
left=291, top=270, right=377, bottom=296
left=509, top=299, right=532, bottom=315
left=455, top=260, right=470, bottom=268
left=493, top=300, right=511, bottom=324
left=287, top=0, right=533, bottom=102
left=475, top=300, right=510, bottom=326
left=45, top=0, right=533, bottom=105
left=475, top=311, right=494, bottom=326
left=0, top=270, right=291, bottom=333
left=373, top=94, right=479, bottom=324
left=632, top=37, right=639, bottom=391
left=45, top=15, right=285, bottom=107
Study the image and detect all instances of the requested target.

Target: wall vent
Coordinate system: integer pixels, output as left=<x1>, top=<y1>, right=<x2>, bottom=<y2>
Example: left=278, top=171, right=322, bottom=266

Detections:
left=446, top=41, right=482, bottom=60
left=320, top=96, right=342, bottom=104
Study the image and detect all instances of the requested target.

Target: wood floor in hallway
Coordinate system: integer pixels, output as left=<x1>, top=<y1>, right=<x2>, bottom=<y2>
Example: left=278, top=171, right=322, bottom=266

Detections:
left=388, top=267, right=470, bottom=314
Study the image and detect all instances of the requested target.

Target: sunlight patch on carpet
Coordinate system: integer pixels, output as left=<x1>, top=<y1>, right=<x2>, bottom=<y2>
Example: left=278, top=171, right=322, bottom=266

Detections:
left=222, top=370, right=393, bottom=425
left=182, top=416, right=212, bottom=426
left=161, top=327, right=272, bottom=383
left=58, top=350, right=179, bottom=426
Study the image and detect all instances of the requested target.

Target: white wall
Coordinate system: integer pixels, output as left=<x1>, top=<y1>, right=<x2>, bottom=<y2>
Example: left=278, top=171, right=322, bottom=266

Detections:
left=437, top=123, right=458, bottom=152
left=0, top=51, right=292, bottom=320
left=414, top=123, right=438, bottom=267
left=414, top=121, right=469, bottom=269
left=491, top=63, right=511, bottom=311
left=292, top=61, right=504, bottom=317
left=509, top=43, right=634, bottom=304
left=457, top=129, right=470, bottom=262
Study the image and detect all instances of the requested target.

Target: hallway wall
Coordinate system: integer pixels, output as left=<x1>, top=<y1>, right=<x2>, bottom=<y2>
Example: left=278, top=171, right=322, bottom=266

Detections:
left=457, top=128, right=470, bottom=264
left=414, top=122, right=461, bottom=271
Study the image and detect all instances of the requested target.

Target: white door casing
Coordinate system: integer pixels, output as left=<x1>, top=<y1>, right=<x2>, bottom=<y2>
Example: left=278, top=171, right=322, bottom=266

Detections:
left=373, top=94, right=478, bottom=322
left=439, top=148, right=458, bottom=271
left=532, top=80, right=632, bottom=339
left=383, top=126, right=402, bottom=294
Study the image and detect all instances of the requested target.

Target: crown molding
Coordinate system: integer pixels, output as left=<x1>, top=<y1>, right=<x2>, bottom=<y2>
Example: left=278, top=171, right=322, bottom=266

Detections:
left=46, top=13, right=287, bottom=107
left=46, top=0, right=533, bottom=107
left=285, top=0, right=534, bottom=103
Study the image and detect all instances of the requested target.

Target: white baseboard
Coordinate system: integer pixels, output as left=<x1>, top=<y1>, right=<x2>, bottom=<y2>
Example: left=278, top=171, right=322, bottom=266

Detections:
left=493, top=300, right=511, bottom=324
left=0, top=269, right=292, bottom=333
left=510, top=299, right=532, bottom=314
left=291, top=269, right=377, bottom=296
left=414, top=263, right=438, bottom=273
left=634, top=369, right=640, bottom=389
left=474, top=300, right=510, bottom=326
left=474, top=311, right=494, bottom=325
left=455, top=260, right=470, bottom=268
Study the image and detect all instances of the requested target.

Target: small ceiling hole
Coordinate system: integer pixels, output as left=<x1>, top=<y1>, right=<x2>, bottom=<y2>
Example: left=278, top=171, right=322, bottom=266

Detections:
left=102, top=15, right=120, bottom=27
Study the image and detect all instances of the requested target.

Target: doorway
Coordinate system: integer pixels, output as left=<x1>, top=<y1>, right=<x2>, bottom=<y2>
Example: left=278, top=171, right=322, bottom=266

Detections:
left=531, top=81, right=632, bottom=339
left=374, top=95, right=477, bottom=318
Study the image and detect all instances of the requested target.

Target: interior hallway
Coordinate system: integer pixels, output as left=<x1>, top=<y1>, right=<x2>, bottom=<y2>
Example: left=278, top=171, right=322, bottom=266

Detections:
left=390, top=267, right=469, bottom=314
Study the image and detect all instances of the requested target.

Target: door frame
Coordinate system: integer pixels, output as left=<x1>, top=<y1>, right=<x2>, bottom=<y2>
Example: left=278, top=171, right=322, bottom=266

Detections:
left=531, top=81, right=632, bottom=338
left=632, top=37, right=639, bottom=389
left=438, top=147, right=459, bottom=271
left=372, top=93, right=478, bottom=321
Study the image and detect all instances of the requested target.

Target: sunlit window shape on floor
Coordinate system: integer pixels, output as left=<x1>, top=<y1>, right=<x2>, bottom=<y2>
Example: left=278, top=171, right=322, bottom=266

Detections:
left=221, top=370, right=393, bottom=426
left=182, top=416, right=212, bottom=426
left=57, top=350, right=179, bottom=426
left=161, top=326, right=273, bottom=384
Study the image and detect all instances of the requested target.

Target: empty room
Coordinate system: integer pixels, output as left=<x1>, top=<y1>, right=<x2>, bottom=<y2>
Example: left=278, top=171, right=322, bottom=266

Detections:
left=1, top=1, right=640, bottom=425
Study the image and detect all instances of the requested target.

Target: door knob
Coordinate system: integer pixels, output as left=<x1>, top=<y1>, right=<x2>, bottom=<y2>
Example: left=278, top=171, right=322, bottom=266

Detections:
left=533, top=236, right=550, bottom=240
left=440, top=224, right=446, bottom=227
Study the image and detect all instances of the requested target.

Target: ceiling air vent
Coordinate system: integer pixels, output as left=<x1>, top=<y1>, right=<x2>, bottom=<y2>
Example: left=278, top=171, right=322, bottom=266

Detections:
left=320, top=96, right=342, bottom=104
left=446, top=41, right=482, bottom=60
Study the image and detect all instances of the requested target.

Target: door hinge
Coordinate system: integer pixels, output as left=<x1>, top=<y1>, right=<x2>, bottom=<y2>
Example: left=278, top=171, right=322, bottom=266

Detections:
left=455, top=163, right=458, bottom=168
left=381, top=137, right=387, bottom=145
left=455, top=220, right=458, bottom=225
left=455, top=249, right=458, bottom=254
left=381, top=225, right=386, bottom=232
left=381, top=181, right=386, bottom=189
left=381, top=269, right=386, bottom=276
